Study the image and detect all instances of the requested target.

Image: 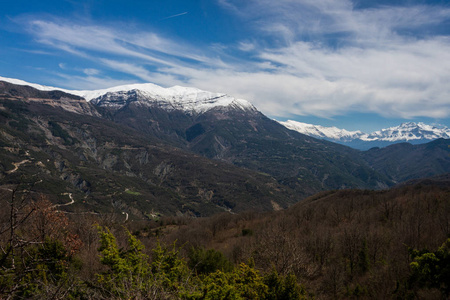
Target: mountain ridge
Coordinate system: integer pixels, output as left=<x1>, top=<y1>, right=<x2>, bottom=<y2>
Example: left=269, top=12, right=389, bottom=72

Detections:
left=0, top=76, right=256, bottom=115
left=280, top=120, right=450, bottom=150
left=3, top=75, right=446, bottom=145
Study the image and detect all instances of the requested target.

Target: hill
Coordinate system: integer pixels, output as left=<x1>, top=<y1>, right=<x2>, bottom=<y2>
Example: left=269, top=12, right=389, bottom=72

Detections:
left=156, top=176, right=450, bottom=298
left=2, top=172, right=447, bottom=298
left=362, top=139, right=450, bottom=183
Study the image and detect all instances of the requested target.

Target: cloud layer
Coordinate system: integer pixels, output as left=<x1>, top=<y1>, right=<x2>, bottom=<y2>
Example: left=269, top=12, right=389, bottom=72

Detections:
left=19, top=0, right=450, bottom=119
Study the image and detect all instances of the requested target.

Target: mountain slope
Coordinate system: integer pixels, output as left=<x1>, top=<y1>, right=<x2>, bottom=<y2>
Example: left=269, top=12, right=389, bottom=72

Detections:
left=78, top=85, right=450, bottom=192
left=0, top=80, right=100, bottom=116
left=160, top=176, right=450, bottom=299
left=362, top=139, right=450, bottom=183
left=89, top=85, right=256, bottom=114
left=0, top=82, right=298, bottom=217
left=83, top=86, right=392, bottom=194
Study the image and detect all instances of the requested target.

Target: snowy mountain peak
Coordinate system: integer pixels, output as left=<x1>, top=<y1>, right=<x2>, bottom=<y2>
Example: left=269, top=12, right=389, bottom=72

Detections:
left=280, top=120, right=363, bottom=142
left=279, top=120, right=450, bottom=149
left=0, top=76, right=257, bottom=114
left=86, top=85, right=256, bottom=114
left=365, top=122, right=450, bottom=142
left=0, top=76, right=61, bottom=92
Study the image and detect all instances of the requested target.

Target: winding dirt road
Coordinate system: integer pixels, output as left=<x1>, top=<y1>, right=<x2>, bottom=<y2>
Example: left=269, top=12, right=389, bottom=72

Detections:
left=6, top=159, right=30, bottom=174
left=55, top=193, right=75, bottom=207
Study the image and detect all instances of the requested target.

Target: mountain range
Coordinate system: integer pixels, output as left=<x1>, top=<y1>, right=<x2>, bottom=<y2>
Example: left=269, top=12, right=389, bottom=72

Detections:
left=0, top=76, right=449, bottom=218
left=280, top=120, right=450, bottom=150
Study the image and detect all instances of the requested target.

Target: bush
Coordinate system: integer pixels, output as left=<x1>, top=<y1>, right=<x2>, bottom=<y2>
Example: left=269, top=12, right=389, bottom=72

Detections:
left=410, top=238, right=450, bottom=297
left=188, top=247, right=234, bottom=275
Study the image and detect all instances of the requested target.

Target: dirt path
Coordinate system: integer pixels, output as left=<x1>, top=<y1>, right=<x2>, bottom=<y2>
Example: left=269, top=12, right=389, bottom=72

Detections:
left=6, top=159, right=30, bottom=174
left=122, top=211, right=129, bottom=222
left=55, top=193, right=75, bottom=207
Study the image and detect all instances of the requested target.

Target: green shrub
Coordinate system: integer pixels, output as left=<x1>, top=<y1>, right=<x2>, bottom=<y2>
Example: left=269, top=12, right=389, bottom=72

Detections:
left=410, top=238, right=450, bottom=297
left=188, top=247, right=234, bottom=275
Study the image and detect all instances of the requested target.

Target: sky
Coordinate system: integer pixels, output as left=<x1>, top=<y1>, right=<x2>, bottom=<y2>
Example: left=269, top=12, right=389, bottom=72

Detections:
left=1, top=0, right=450, bottom=132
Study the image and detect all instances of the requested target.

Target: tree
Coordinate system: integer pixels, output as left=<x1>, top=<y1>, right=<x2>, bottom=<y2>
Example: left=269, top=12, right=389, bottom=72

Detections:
left=0, top=188, right=81, bottom=299
left=150, top=240, right=191, bottom=296
left=96, top=227, right=193, bottom=298
left=410, top=238, right=450, bottom=297
left=96, top=226, right=151, bottom=298
left=357, top=239, right=370, bottom=274
left=188, top=247, right=234, bottom=275
left=191, top=262, right=268, bottom=300
left=264, top=268, right=307, bottom=300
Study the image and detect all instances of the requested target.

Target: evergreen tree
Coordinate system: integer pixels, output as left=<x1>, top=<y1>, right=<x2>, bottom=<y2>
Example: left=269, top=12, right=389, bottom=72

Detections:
left=410, top=238, right=450, bottom=297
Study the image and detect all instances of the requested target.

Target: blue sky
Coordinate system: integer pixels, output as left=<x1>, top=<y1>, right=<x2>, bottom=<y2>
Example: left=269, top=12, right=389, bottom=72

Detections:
left=1, top=0, right=449, bottom=132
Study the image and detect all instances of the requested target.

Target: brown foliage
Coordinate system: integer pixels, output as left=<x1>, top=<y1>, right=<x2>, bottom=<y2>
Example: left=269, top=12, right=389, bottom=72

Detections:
left=154, top=183, right=450, bottom=298
left=2, top=178, right=447, bottom=299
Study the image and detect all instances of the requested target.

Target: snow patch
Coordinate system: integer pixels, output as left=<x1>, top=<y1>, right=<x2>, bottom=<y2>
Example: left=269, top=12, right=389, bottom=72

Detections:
left=280, top=120, right=363, bottom=142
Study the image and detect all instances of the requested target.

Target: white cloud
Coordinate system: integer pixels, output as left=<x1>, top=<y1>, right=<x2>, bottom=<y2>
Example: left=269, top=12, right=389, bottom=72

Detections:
left=83, top=68, right=99, bottom=76
left=20, top=1, right=450, bottom=120
left=219, top=0, right=450, bottom=45
left=238, top=41, right=256, bottom=52
left=99, top=59, right=182, bottom=84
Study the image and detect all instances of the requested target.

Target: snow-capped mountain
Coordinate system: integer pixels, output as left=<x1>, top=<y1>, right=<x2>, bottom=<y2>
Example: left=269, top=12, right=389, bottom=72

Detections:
left=363, top=122, right=450, bottom=142
left=2, top=75, right=449, bottom=199
left=87, top=85, right=256, bottom=114
left=280, top=120, right=450, bottom=150
left=2, top=76, right=447, bottom=150
left=280, top=120, right=364, bottom=142
left=0, top=76, right=62, bottom=92
left=0, top=76, right=256, bottom=114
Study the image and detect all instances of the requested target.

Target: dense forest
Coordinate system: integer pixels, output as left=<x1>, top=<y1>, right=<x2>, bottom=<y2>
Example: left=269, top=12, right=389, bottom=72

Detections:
left=0, top=178, right=449, bottom=299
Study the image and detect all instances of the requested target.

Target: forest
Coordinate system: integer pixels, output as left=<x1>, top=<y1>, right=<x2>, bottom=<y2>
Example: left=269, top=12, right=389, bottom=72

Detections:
left=0, top=179, right=449, bottom=299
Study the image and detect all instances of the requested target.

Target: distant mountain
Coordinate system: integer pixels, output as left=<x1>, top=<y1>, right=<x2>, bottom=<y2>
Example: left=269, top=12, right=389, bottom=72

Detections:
left=365, top=122, right=450, bottom=142
left=362, top=139, right=450, bottom=184
left=280, top=120, right=450, bottom=150
left=280, top=120, right=363, bottom=142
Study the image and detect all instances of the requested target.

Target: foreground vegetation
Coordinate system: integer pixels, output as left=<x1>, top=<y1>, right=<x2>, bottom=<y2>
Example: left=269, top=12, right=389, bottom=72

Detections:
left=0, top=179, right=449, bottom=299
left=0, top=184, right=306, bottom=299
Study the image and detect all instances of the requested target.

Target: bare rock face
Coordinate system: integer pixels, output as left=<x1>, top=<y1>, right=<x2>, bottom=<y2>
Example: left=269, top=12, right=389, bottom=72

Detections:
left=0, top=81, right=100, bottom=117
